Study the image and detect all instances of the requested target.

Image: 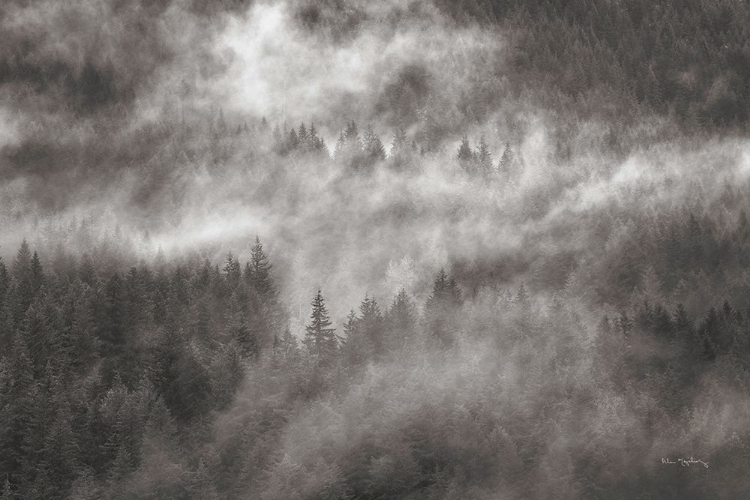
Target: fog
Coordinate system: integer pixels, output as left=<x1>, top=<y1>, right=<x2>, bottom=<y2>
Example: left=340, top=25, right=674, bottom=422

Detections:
left=2, top=1, right=750, bottom=497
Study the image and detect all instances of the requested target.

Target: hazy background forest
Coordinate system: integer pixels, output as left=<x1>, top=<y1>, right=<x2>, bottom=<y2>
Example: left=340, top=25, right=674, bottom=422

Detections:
left=1, top=0, right=750, bottom=498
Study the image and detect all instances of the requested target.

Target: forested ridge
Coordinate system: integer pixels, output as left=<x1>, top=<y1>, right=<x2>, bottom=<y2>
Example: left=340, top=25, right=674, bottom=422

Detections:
left=439, top=0, right=750, bottom=129
left=3, top=204, right=750, bottom=497
left=2, top=0, right=750, bottom=498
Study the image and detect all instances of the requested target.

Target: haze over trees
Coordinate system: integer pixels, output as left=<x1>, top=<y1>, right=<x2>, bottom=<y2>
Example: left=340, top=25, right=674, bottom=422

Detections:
left=1, top=0, right=750, bottom=498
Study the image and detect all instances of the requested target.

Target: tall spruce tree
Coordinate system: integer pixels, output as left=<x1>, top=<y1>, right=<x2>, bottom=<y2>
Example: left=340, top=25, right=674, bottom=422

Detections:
left=457, top=136, right=473, bottom=163
left=304, top=290, right=337, bottom=363
left=249, top=237, right=275, bottom=300
left=476, top=135, right=493, bottom=179
left=425, top=270, right=463, bottom=348
left=386, top=289, right=416, bottom=350
left=358, top=295, right=384, bottom=358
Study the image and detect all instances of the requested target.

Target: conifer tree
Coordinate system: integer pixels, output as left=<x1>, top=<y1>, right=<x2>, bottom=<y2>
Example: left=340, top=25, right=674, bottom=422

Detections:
left=457, top=136, right=473, bottom=163
left=3, top=334, right=44, bottom=490
left=304, top=290, right=337, bottom=363
left=12, top=240, right=31, bottom=282
left=298, top=123, right=308, bottom=146
left=390, top=126, right=411, bottom=171
left=476, top=135, right=493, bottom=178
left=23, top=298, right=61, bottom=378
left=358, top=295, right=384, bottom=358
left=223, top=253, right=241, bottom=286
left=280, top=325, right=299, bottom=359
left=341, top=309, right=364, bottom=367
left=249, top=237, right=275, bottom=300
left=40, top=402, right=79, bottom=498
left=29, top=252, right=45, bottom=298
left=0, top=256, right=8, bottom=302
left=499, top=142, right=515, bottom=175
left=386, top=289, right=416, bottom=350
left=363, top=125, right=386, bottom=163
left=308, top=122, right=325, bottom=152
left=12, top=241, right=34, bottom=324
left=425, top=270, right=463, bottom=348
left=392, top=126, right=408, bottom=154
left=78, top=253, right=96, bottom=287
left=336, top=121, right=366, bottom=171
left=99, top=274, right=127, bottom=359
left=287, top=128, right=299, bottom=152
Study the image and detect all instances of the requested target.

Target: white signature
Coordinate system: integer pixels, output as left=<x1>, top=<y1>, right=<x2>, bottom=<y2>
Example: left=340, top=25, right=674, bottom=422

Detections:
left=661, top=457, right=709, bottom=468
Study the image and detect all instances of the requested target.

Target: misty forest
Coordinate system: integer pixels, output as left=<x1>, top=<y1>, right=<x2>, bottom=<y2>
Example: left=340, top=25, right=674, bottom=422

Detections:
left=2, top=0, right=750, bottom=498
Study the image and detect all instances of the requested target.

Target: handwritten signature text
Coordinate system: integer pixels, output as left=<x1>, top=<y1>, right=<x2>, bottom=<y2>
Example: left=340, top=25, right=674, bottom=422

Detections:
left=661, top=457, right=709, bottom=468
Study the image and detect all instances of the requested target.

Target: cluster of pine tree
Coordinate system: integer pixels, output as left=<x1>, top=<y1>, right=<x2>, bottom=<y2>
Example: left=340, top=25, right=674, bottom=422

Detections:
left=0, top=238, right=282, bottom=498
left=2, top=217, right=750, bottom=497
left=437, top=0, right=750, bottom=128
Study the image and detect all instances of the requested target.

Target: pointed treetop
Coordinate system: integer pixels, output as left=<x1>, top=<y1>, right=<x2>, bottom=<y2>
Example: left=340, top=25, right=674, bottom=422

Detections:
left=304, top=289, right=337, bottom=361
left=457, top=136, right=473, bottom=162
left=250, top=236, right=275, bottom=298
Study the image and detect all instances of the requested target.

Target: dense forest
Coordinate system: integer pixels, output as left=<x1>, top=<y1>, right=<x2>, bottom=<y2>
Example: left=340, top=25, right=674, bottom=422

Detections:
left=2, top=0, right=750, bottom=498
left=2, top=229, right=750, bottom=498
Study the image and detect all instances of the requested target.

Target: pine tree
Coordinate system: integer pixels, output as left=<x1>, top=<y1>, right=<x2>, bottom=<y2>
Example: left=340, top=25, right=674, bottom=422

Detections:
left=304, top=290, right=337, bottom=364
left=23, top=298, right=61, bottom=379
left=363, top=125, right=386, bottom=163
left=386, top=289, right=416, bottom=350
left=286, top=128, right=299, bottom=152
left=392, top=126, right=408, bottom=153
left=280, top=325, right=299, bottom=360
left=359, top=295, right=384, bottom=358
left=249, top=237, right=275, bottom=300
left=67, top=284, right=98, bottom=372
left=29, top=252, right=45, bottom=298
left=334, top=131, right=347, bottom=160
left=223, top=253, right=241, bottom=286
left=12, top=240, right=31, bottom=282
left=0, top=302, right=12, bottom=360
left=2, top=334, right=44, bottom=490
left=499, top=143, right=515, bottom=176
left=390, top=126, right=411, bottom=171
left=0, top=256, right=8, bottom=302
left=98, top=274, right=139, bottom=386
left=125, top=267, right=153, bottom=329
left=272, top=124, right=282, bottom=147
left=39, top=402, right=79, bottom=498
left=99, top=274, right=128, bottom=358
left=12, top=241, right=33, bottom=324
left=476, top=135, right=493, bottom=179
left=298, top=123, right=308, bottom=146
left=78, top=253, right=96, bottom=287
left=344, top=121, right=359, bottom=143
left=308, top=122, right=324, bottom=152
left=341, top=309, right=365, bottom=367
left=457, top=136, right=473, bottom=163
left=425, top=270, right=463, bottom=348
left=209, top=343, right=244, bottom=410
left=336, top=121, right=366, bottom=171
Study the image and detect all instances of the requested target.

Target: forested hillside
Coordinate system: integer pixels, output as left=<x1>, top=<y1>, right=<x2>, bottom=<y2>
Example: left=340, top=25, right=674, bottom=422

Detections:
left=443, top=0, right=750, bottom=128
left=1, top=0, right=750, bottom=498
